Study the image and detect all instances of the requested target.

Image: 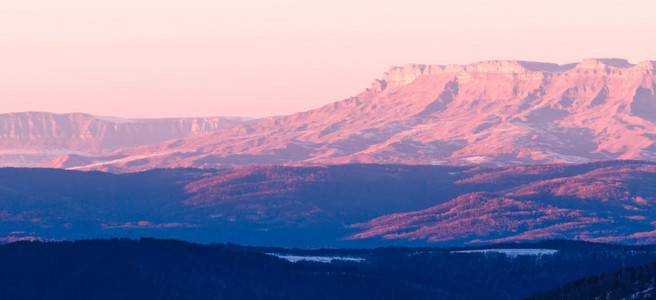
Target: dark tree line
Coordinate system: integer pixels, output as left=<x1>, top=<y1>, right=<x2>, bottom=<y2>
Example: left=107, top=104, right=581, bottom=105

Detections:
left=2, top=239, right=656, bottom=299
left=528, top=262, right=656, bottom=300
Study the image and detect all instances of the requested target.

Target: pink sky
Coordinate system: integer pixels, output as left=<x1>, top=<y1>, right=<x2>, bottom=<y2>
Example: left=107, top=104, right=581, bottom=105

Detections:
left=2, top=0, right=655, bottom=118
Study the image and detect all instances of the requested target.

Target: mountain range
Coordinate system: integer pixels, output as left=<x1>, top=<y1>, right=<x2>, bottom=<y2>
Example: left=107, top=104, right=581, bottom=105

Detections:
left=2, top=58, right=656, bottom=247
left=18, top=58, right=651, bottom=172
left=4, top=58, right=656, bottom=298
left=0, top=112, right=251, bottom=167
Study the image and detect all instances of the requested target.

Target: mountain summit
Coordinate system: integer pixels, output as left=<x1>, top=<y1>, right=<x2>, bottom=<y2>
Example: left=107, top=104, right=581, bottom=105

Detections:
left=43, top=59, right=656, bottom=172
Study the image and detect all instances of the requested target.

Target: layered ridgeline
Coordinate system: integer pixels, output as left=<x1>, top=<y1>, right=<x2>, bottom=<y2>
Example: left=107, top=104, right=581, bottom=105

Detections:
left=2, top=161, right=656, bottom=247
left=45, top=58, right=656, bottom=172
left=0, top=112, right=251, bottom=167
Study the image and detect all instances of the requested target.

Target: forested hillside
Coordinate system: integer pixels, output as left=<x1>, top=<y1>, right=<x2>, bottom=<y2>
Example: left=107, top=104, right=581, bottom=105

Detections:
left=3, top=239, right=656, bottom=299
left=2, top=161, right=656, bottom=246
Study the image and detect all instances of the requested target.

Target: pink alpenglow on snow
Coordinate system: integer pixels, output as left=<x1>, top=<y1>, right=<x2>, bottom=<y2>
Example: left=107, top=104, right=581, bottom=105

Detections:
left=40, top=59, right=656, bottom=172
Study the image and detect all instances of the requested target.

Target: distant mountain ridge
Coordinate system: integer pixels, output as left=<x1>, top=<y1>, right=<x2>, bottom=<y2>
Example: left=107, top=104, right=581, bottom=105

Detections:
left=0, top=112, right=251, bottom=167
left=38, top=58, right=656, bottom=172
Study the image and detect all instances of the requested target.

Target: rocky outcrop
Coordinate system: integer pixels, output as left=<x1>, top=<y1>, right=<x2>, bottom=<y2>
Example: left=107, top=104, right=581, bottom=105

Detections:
left=0, top=112, right=250, bottom=166
left=36, top=59, right=656, bottom=172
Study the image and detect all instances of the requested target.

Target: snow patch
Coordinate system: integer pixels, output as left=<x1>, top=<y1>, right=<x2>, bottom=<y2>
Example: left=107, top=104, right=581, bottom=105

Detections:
left=547, top=152, right=591, bottom=164
left=90, top=114, right=137, bottom=124
left=267, top=253, right=365, bottom=263
left=0, top=149, right=94, bottom=156
left=451, top=248, right=559, bottom=258
left=463, top=156, right=489, bottom=163
left=629, top=286, right=654, bottom=299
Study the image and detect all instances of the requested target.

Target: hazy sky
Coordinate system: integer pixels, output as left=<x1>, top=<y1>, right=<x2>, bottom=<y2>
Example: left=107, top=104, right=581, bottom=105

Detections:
left=2, top=0, right=655, bottom=118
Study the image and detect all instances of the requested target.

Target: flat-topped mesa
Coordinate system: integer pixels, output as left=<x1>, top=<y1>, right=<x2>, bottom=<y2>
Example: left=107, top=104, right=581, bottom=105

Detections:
left=568, top=59, right=656, bottom=78
left=40, top=57, right=656, bottom=172
left=575, top=58, right=634, bottom=69
left=375, top=60, right=565, bottom=91
left=0, top=112, right=251, bottom=167
left=371, top=59, right=653, bottom=93
left=442, top=60, right=549, bottom=73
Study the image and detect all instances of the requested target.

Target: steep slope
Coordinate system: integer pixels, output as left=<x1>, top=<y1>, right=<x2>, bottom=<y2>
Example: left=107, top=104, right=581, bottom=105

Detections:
left=0, top=112, right=250, bottom=166
left=57, top=59, right=656, bottom=172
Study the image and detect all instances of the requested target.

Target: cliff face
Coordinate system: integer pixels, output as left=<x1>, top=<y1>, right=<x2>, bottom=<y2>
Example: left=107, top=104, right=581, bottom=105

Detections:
left=39, top=59, right=656, bottom=172
left=0, top=112, right=249, bottom=166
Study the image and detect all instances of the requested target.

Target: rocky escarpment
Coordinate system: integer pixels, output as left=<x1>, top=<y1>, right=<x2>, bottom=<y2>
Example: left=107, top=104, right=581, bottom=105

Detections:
left=42, top=59, right=656, bottom=172
left=0, top=112, right=250, bottom=166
